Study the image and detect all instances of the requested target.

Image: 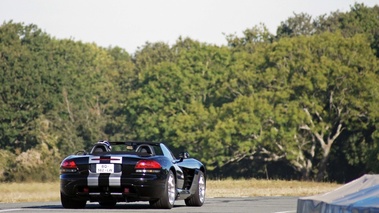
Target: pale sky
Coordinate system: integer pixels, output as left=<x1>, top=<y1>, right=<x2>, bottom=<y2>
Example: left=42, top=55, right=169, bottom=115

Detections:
left=0, top=0, right=378, bottom=53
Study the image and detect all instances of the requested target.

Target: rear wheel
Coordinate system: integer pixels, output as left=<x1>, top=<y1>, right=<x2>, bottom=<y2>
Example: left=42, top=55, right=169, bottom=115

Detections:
left=60, top=192, right=86, bottom=209
left=149, top=170, right=176, bottom=209
left=185, top=170, right=206, bottom=206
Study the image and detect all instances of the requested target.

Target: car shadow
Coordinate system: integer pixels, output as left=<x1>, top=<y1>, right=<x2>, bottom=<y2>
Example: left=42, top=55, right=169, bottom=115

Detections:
left=24, top=202, right=188, bottom=210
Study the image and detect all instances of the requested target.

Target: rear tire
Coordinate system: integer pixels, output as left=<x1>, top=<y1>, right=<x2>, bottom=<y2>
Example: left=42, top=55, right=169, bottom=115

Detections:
left=60, top=192, right=86, bottom=209
left=149, top=170, right=176, bottom=209
left=185, top=170, right=206, bottom=206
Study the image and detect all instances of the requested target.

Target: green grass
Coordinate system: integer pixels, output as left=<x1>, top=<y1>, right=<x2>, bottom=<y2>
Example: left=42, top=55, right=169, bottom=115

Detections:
left=0, top=179, right=340, bottom=203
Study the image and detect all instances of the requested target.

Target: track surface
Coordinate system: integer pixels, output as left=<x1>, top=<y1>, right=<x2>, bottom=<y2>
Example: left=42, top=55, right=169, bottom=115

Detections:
left=0, top=197, right=298, bottom=213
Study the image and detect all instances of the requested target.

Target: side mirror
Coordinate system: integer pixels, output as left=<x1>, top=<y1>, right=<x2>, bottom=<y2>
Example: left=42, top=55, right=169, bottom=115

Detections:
left=178, top=152, right=190, bottom=161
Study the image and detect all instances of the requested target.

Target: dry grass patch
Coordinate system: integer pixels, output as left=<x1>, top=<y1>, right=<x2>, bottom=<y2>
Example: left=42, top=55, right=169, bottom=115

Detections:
left=207, top=179, right=341, bottom=198
left=0, top=182, right=60, bottom=203
left=0, top=179, right=341, bottom=203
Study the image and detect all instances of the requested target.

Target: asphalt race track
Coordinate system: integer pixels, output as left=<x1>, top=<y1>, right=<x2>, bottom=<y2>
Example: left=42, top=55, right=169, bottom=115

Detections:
left=0, top=197, right=298, bottom=213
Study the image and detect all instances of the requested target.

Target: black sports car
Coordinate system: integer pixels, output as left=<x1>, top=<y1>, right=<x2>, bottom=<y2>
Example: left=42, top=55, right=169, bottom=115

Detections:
left=60, top=141, right=206, bottom=209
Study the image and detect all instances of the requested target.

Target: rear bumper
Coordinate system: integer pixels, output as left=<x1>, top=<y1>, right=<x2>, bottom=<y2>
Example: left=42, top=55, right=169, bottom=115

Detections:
left=60, top=172, right=167, bottom=201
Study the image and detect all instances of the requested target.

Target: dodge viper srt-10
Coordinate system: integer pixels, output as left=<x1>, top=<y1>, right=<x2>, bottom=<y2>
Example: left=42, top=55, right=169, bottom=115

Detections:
left=60, top=141, right=206, bottom=209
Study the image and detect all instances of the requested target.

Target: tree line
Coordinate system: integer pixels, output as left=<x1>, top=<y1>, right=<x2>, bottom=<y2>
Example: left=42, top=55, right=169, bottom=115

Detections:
left=0, top=3, right=378, bottom=183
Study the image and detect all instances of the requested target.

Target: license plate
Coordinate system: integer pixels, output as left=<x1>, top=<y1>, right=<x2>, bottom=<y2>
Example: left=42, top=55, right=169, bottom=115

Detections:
left=96, top=164, right=114, bottom=173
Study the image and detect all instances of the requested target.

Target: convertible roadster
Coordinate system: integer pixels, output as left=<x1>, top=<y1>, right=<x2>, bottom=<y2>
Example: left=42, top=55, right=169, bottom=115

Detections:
left=60, top=141, right=206, bottom=209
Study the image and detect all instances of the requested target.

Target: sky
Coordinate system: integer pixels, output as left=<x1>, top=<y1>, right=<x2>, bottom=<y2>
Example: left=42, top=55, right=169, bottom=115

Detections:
left=0, top=0, right=378, bottom=54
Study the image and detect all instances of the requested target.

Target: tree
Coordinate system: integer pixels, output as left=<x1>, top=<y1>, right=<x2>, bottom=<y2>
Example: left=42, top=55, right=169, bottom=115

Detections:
left=316, top=3, right=379, bottom=57
left=276, top=13, right=316, bottom=37
left=0, top=21, right=54, bottom=151
left=259, top=32, right=379, bottom=180
left=226, top=24, right=274, bottom=53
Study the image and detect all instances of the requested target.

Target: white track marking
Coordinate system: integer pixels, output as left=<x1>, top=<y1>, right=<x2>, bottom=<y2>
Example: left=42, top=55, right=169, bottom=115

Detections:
left=0, top=209, right=22, bottom=212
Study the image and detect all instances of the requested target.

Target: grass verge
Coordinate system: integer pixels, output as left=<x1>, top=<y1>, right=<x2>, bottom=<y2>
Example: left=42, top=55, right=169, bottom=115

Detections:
left=0, top=179, right=340, bottom=203
left=207, top=179, right=340, bottom=197
left=0, top=182, right=60, bottom=203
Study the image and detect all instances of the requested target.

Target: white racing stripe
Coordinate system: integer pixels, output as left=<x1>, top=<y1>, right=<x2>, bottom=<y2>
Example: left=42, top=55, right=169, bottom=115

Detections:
left=109, top=172, right=122, bottom=186
left=89, top=156, right=100, bottom=164
left=110, top=157, right=122, bottom=164
left=88, top=172, right=100, bottom=186
left=87, top=156, right=123, bottom=186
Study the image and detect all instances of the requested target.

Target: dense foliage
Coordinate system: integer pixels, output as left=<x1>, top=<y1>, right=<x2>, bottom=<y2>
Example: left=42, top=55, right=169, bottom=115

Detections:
left=1, top=3, right=378, bottom=182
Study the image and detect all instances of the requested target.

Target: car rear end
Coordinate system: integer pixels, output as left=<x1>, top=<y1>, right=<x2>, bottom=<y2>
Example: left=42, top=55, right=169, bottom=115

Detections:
left=60, top=153, right=168, bottom=204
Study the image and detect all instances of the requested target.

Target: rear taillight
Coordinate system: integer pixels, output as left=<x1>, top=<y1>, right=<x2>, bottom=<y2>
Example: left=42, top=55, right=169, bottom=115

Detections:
left=135, top=160, right=161, bottom=173
left=60, top=159, right=78, bottom=173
